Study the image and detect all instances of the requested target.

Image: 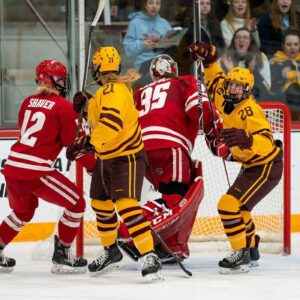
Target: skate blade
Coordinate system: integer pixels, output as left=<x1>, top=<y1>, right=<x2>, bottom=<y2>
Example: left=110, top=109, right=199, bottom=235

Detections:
left=0, top=266, right=14, bottom=273
left=144, top=271, right=164, bottom=283
left=219, top=264, right=250, bottom=274
left=89, top=262, right=123, bottom=277
left=51, top=263, right=87, bottom=274
left=250, top=260, right=259, bottom=268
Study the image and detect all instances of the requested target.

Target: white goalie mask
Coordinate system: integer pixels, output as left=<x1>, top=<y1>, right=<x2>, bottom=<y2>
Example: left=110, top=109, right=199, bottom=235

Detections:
left=150, top=54, right=178, bottom=81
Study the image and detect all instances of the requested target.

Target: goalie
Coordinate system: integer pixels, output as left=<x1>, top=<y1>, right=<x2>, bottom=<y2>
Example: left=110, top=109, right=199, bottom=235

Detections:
left=118, top=54, right=229, bottom=263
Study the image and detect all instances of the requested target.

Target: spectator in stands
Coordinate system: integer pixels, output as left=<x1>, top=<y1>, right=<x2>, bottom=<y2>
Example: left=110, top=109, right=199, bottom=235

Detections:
left=123, top=0, right=172, bottom=86
left=221, top=0, right=260, bottom=48
left=270, top=28, right=300, bottom=120
left=218, top=27, right=271, bottom=100
left=200, top=0, right=225, bottom=50
left=173, top=0, right=224, bottom=74
left=257, top=0, right=300, bottom=57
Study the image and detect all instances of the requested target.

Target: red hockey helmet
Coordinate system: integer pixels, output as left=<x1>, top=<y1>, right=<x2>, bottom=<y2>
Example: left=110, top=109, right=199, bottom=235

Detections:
left=35, top=60, right=70, bottom=96
left=150, top=54, right=178, bottom=81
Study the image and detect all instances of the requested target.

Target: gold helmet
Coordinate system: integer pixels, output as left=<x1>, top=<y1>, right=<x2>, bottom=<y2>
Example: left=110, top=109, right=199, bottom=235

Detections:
left=92, top=46, right=121, bottom=80
left=222, top=67, right=254, bottom=114
left=225, top=67, right=254, bottom=89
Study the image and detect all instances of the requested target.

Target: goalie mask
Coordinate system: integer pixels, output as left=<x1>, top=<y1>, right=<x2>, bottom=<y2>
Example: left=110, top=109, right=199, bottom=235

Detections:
left=222, top=67, right=254, bottom=114
left=92, top=46, right=121, bottom=82
left=150, top=54, right=178, bottom=81
left=36, top=60, right=70, bottom=97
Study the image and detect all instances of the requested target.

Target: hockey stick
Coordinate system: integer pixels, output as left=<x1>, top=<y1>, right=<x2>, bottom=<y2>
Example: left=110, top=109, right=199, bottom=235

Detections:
left=77, top=0, right=106, bottom=136
left=194, top=0, right=231, bottom=187
left=151, top=228, right=193, bottom=277
left=198, top=59, right=231, bottom=187
left=82, top=0, right=106, bottom=90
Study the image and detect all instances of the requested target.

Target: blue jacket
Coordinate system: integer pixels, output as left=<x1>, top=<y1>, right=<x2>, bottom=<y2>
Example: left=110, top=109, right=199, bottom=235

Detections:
left=123, top=12, right=172, bottom=70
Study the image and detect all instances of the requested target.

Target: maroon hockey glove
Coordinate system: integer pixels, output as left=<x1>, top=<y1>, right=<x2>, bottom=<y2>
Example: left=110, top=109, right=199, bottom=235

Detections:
left=66, top=136, right=94, bottom=161
left=220, top=128, right=253, bottom=150
left=187, top=42, right=217, bottom=66
left=73, top=91, right=92, bottom=114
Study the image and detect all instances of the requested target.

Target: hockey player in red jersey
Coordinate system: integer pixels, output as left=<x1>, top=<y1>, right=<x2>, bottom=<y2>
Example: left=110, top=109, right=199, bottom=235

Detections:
left=0, top=60, right=95, bottom=274
left=118, top=54, right=228, bottom=263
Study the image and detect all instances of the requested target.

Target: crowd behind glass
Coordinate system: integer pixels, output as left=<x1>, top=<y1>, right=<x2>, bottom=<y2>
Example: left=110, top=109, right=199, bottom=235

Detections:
left=1, top=0, right=300, bottom=124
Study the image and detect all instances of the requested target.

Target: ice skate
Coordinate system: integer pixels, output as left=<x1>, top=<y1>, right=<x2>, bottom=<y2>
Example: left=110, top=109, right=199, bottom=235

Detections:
left=51, top=235, right=87, bottom=274
left=0, top=250, right=16, bottom=273
left=250, top=234, right=260, bottom=268
left=219, top=248, right=250, bottom=274
left=139, top=252, right=163, bottom=283
left=88, top=243, right=123, bottom=277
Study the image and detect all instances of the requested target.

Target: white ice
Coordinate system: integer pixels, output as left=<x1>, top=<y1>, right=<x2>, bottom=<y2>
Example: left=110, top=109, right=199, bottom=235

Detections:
left=1, top=235, right=300, bottom=300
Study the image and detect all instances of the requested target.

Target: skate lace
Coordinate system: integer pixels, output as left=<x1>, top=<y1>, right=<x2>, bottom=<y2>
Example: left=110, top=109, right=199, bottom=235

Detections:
left=95, top=250, right=109, bottom=267
left=139, top=253, right=158, bottom=271
left=64, top=247, right=76, bottom=264
left=225, top=250, right=243, bottom=263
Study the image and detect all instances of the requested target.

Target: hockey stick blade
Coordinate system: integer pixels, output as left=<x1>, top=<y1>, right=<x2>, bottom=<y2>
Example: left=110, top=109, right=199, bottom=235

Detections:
left=82, top=0, right=106, bottom=89
left=91, top=0, right=106, bottom=27
left=151, top=228, right=192, bottom=277
left=78, top=0, right=106, bottom=137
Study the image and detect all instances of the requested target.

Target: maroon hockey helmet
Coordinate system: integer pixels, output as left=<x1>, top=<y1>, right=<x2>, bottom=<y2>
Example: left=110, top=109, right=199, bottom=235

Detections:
left=35, top=60, right=70, bottom=96
left=150, top=54, right=178, bottom=81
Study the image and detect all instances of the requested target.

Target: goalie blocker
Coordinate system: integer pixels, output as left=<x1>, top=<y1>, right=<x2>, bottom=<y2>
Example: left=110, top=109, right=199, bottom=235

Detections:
left=118, top=161, right=204, bottom=263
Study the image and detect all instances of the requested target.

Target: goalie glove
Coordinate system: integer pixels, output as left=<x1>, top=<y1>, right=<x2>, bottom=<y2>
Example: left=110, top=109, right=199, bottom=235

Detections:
left=66, top=136, right=94, bottom=161
left=73, top=91, right=92, bottom=114
left=220, top=128, right=253, bottom=150
left=187, top=42, right=217, bottom=66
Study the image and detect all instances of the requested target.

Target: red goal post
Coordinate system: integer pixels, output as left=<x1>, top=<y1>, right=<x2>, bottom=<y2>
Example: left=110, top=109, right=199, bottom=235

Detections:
left=74, top=102, right=291, bottom=256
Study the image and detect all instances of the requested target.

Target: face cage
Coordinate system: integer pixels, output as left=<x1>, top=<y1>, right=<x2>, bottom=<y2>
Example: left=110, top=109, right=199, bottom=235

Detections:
left=223, top=80, right=250, bottom=104
left=150, top=59, right=178, bottom=81
left=51, top=75, right=71, bottom=97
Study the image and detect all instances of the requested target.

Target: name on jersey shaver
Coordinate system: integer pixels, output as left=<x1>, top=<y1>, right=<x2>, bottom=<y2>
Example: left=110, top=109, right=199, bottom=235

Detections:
left=28, top=98, right=55, bottom=110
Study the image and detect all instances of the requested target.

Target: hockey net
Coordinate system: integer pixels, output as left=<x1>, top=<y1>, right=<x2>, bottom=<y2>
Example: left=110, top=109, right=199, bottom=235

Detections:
left=73, top=102, right=291, bottom=256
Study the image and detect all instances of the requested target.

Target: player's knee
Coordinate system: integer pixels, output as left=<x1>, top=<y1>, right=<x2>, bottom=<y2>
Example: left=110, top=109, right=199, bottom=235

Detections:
left=14, top=209, right=35, bottom=223
left=91, top=198, right=114, bottom=213
left=217, top=194, right=240, bottom=213
left=70, top=196, right=86, bottom=213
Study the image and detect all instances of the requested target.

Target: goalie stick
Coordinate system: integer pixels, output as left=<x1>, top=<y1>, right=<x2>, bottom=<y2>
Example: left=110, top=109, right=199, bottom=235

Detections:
left=151, top=228, right=193, bottom=277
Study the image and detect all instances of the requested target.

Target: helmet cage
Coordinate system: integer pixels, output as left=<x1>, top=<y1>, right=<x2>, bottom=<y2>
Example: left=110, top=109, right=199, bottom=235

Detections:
left=223, top=80, right=251, bottom=104
left=150, top=54, right=178, bottom=81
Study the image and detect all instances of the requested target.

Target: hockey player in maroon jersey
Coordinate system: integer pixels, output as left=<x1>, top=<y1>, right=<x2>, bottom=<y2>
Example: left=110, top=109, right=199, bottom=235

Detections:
left=118, top=54, right=230, bottom=263
left=0, top=60, right=95, bottom=274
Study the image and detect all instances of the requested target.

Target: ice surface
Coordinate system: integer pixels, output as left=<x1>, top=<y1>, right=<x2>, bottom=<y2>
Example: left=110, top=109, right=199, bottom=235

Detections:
left=1, top=235, right=300, bottom=300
